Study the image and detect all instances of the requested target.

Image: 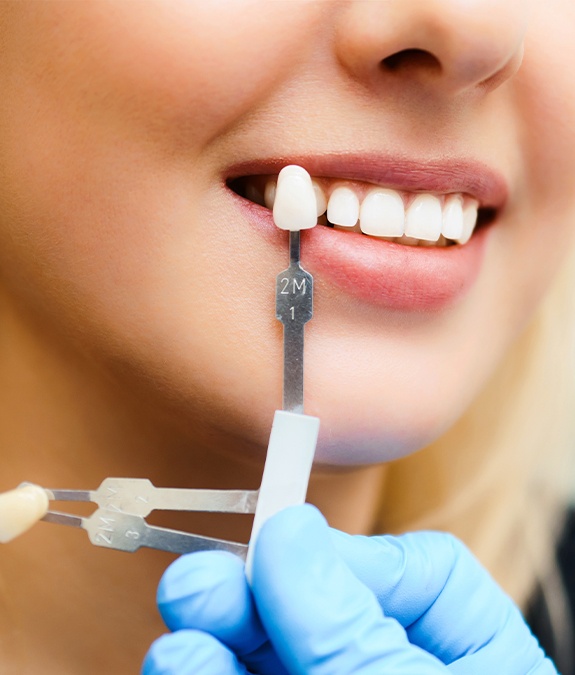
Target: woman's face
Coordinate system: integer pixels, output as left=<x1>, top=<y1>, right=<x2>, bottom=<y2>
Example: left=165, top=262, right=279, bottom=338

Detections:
left=0, top=0, right=573, bottom=465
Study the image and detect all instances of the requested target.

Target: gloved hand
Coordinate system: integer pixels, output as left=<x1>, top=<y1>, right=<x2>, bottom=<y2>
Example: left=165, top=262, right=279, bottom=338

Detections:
left=142, top=504, right=557, bottom=674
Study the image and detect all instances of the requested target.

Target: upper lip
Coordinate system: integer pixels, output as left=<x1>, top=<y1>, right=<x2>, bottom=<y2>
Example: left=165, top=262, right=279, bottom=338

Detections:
left=226, top=152, right=508, bottom=210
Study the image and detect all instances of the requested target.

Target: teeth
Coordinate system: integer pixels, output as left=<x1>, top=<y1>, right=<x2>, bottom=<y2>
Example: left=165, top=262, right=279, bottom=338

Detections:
left=264, top=180, right=276, bottom=210
left=245, top=183, right=265, bottom=207
left=327, top=186, right=360, bottom=227
left=359, top=188, right=404, bottom=237
left=312, top=180, right=327, bottom=217
left=458, top=200, right=479, bottom=245
left=405, top=194, right=443, bottom=242
left=251, top=171, right=482, bottom=246
left=398, top=235, right=421, bottom=247
left=441, top=194, right=464, bottom=241
left=272, top=165, right=317, bottom=231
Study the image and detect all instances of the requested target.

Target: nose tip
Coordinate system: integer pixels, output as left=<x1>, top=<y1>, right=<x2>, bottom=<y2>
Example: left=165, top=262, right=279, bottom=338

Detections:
left=335, top=0, right=529, bottom=97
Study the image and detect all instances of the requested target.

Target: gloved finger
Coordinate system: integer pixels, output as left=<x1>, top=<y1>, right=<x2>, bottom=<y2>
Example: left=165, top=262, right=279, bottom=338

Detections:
left=329, top=528, right=553, bottom=670
left=446, top=623, right=557, bottom=675
left=142, top=630, right=248, bottom=675
left=252, top=504, right=449, bottom=674
left=156, top=551, right=288, bottom=674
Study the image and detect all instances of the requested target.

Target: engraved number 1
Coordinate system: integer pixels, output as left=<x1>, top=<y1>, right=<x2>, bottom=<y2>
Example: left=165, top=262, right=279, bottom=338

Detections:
left=290, top=306, right=295, bottom=320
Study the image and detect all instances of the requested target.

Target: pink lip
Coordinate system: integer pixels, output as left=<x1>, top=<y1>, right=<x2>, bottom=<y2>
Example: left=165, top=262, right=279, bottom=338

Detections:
left=226, top=154, right=507, bottom=311
left=227, top=153, right=508, bottom=208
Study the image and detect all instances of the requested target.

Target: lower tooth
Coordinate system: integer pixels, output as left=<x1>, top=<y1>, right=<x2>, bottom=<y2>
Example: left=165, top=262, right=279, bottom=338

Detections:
left=334, top=223, right=361, bottom=233
left=398, top=236, right=420, bottom=247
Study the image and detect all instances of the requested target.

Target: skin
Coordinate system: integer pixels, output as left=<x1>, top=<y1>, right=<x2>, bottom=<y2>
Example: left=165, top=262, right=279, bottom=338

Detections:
left=0, top=0, right=574, bottom=671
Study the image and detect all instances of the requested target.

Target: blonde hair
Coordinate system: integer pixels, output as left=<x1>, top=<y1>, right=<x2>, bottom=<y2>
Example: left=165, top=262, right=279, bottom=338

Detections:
left=377, top=247, right=575, bottom=613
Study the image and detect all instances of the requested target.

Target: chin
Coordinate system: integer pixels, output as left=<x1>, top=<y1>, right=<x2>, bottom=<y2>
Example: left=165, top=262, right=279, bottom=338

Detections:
left=305, top=394, right=456, bottom=467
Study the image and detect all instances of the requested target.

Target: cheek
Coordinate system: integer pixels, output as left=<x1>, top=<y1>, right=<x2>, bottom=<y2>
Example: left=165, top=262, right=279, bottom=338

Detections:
left=0, top=161, right=285, bottom=449
left=0, top=1, right=322, bottom=157
left=515, top=2, right=575, bottom=228
left=504, top=3, right=575, bottom=319
left=0, top=0, right=326, bottom=455
left=0, top=1, right=321, bottom=363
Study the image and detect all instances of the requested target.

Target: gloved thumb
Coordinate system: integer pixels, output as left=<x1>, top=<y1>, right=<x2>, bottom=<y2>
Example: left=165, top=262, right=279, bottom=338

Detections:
left=251, top=504, right=447, bottom=674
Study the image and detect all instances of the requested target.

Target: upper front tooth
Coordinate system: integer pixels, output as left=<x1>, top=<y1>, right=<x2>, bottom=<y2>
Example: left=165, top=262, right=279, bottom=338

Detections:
left=272, top=165, right=317, bottom=231
left=327, top=186, right=360, bottom=227
left=441, top=194, right=464, bottom=240
left=405, top=194, right=443, bottom=242
left=457, top=200, right=479, bottom=245
left=312, top=180, right=327, bottom=217
left=359, top=188, right=404, bottom=237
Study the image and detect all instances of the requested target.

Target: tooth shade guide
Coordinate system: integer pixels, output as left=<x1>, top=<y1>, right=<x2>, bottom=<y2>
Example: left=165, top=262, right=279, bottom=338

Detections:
left=272, top=165, right=317, bottom=231
left=0, top=485, right=49, bottom=543
left=266, top=178, right=326, bottom=218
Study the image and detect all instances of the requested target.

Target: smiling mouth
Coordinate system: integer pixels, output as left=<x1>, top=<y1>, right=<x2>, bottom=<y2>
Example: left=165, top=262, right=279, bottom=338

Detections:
left=225, top=156, right=507, bottom=310
left=229, top=174, right=497, bottom=248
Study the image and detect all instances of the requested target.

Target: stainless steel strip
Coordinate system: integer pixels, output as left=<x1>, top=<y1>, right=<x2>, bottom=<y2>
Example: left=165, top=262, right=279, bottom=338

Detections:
left=42, top=511, right=84, bottom=528
left=82, top=509, right=247, bottom=558
left=276, top=231, right=313, bottom=414
left=90, top=478, right=258, bottom=517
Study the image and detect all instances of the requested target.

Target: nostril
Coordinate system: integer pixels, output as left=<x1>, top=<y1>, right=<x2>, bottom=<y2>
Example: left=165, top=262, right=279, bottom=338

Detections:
left=382, top=49, right=441, bottom=75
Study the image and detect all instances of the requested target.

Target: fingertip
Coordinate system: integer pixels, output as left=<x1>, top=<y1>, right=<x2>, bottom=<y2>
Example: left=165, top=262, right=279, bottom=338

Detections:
left=157, top=551, right=248, bottom=634
left=255, top=504, right=328, bottom=554
left=158, top=551, right=244, bottom=606
left=263, top=503, right=327, bottom=532
left=143, top=631, right=245, bottom=675
left=156, top=550, right=267, bottom=656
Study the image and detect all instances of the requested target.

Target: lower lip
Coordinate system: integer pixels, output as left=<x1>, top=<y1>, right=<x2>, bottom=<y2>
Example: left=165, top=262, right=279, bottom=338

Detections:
left=232, top=194, right=489, bottom=311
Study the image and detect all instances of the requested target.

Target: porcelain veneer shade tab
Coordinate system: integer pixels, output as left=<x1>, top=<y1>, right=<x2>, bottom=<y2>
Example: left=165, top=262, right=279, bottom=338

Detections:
left=0, top=484, right=49, bottom=543
left=273, top=165, right=318, bottom=231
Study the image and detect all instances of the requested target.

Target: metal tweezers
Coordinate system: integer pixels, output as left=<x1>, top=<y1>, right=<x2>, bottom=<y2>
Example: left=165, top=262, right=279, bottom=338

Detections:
left=40, top=478, right=256, bottom=560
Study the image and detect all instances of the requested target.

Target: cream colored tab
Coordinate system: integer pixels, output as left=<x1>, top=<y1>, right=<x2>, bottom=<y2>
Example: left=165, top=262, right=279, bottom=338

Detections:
left=0, top=485, right=49, bottom=543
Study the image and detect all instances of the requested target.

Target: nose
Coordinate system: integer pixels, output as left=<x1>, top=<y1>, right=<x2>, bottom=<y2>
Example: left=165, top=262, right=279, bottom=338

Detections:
left=334, top=0, right=529, bottom=97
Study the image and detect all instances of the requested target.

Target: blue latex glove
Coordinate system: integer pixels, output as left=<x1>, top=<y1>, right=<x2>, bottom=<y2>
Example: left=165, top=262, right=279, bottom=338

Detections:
left=143, top=504, right=557, bottom=674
